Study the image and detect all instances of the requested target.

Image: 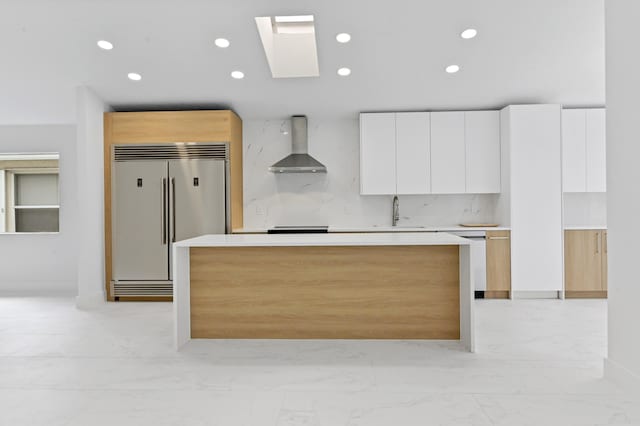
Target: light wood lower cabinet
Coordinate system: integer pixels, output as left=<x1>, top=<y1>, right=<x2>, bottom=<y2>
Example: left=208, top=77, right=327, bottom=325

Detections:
left=602, top=230, right=608, bottom=291
left=486, top=230, right=511, bottom=299
left=564, top=229, right=607, bottom=298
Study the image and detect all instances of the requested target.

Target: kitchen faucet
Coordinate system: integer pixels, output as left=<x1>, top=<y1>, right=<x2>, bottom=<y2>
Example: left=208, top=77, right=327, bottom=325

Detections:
left=392, top=195, right=399, bottom=226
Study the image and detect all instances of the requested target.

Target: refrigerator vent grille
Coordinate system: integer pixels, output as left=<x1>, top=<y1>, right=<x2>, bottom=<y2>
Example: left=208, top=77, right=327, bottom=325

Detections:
left=112, top=281, right=173, bottom=297
left=114, top=144, right=228, bottom=161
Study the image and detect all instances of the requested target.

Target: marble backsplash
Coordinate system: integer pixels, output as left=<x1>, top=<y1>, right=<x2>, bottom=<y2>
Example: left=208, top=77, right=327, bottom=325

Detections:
left=242, top=118, right=499, bottom=229
left=563, top=192, right=607, bottom=227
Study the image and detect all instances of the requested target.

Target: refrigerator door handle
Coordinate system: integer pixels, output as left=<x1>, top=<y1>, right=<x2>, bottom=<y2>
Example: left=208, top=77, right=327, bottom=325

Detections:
left=171, top=177, right=176, bottom=243
left=162, top=178, right=167, bottom=245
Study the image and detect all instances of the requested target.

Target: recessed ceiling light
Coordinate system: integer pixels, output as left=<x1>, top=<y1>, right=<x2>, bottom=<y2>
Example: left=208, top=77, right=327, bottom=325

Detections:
left=337, top=67, right=351, bottom=76
left=97, top=40, right=113, bottom=50
left=214, top=38, right=230, bottom=48
left=336, top=33, right=351, bottom=43
left=231, top=70, right=245, bottom=79
left=460, top=28, right=478, bottom=39
left=127, top=72, right=142, bottom=81
left=445, top=65, right=460, bottom=74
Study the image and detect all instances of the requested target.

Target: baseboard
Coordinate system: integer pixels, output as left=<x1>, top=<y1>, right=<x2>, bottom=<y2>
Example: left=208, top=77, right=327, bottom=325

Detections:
left=76, top=291, right=106, bottom=309
left=604, top=358, right=640, bottom=393
left=511, top=291, right=560, bottom=299
left=484, top=290, right=510, bottom=299
left=0, top=280, right=76, bottom=297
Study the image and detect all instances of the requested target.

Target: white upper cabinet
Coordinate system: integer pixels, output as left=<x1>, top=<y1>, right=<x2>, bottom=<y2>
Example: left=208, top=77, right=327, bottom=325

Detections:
left=562, top=109, right=587, bottom=192
left=360, top=110, right=501, bottom=195
left=561, top=108, right=606, bottom=193
left=585, top=109, right=606, bottom=192
left=465, top=111, right=501, bottom=193
left=396, top=112, right=430, bottom=194
left=360, top=113, right=397, bottom=194
left=431, top=112, right=466, bottom=194
left=360, top=112, right=430, bottom=195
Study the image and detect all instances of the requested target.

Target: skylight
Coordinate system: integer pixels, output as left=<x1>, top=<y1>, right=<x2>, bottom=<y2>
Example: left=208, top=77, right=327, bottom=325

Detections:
left=255, top=15, right=320, bottom=78
left=274, top=15, right=314, bottom=23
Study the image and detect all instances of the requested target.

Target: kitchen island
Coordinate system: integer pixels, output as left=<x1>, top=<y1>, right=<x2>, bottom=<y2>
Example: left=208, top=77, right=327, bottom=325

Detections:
left=173, top=233, right=475, bottom=351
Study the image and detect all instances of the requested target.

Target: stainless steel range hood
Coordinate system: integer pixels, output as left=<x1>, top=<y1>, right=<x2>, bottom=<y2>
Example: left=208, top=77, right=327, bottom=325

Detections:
left=269, top=116, right=327, bottom=173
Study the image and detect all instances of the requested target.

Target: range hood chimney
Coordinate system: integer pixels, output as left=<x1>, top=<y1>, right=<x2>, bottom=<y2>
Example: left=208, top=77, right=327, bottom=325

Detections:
left=269, top=116, right=327, bottom=173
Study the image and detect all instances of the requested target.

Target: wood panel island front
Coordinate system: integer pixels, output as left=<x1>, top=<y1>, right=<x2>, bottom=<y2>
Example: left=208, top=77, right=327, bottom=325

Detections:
left=173, top=232, right=475, bottom=351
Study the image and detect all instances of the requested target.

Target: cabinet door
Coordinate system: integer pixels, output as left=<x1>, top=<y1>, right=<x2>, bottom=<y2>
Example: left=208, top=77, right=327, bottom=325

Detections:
left=431, top=112, right=466, bottom=194
left=113, top=161, right=169, bottom=281
left=601, top=230, right=608, bottom=291
left=486, top=230, right=511, bottom=292
left=360, top=113, right=396, bottom=194
left=396, top=112, right=430, bottom=194
left=465, top=111, right=501, bottom=193
left=586, top=109, right=606, bottom=192
left=0, top=170, right=5, bottom=233
left=169, top=159, right=226, bottom=241
left=564, top=230, right=603, bottom=292
left=562, top=109, right=587, bottom=192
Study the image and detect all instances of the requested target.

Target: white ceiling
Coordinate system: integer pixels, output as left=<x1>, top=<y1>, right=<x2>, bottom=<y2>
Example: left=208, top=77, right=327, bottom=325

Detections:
left=0, top=0, right=604, bottom=124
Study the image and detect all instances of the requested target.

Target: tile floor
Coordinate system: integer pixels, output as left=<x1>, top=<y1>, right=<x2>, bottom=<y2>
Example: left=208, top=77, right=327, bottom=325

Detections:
left=0, top=297, right=636, bottom=425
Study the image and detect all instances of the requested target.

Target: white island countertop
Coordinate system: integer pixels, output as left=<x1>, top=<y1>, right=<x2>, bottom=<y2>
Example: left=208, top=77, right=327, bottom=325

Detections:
left=175, top=231, right=471, bottom=248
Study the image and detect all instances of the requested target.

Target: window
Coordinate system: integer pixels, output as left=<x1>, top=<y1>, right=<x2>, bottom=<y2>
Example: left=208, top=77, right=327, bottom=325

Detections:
left=0, top=153, right=60, bottom=233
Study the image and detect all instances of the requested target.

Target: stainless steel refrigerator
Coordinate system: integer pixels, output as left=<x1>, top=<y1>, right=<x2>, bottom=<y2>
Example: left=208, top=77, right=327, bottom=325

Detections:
left=111, top=144, right=228, bottom=297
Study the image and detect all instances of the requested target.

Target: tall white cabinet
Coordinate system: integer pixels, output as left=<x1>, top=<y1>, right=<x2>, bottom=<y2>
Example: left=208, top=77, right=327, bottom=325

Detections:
left=561, top=108, right=606, bottom=192
left=500, top=105, right=564, bottom=294
left=0, top=170, right=4, bottom=233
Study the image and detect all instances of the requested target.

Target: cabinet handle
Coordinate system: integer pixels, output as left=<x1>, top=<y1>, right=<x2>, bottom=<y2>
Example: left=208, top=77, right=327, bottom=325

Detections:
left=171, top=178, right=176, bottom=243
left=162, top=178, right=167, bottom=245
left=488, top=236, right=509, bottom=240
left=604, top=232, right=607, bottom=254
left=595, top=233, right=600, bottom=254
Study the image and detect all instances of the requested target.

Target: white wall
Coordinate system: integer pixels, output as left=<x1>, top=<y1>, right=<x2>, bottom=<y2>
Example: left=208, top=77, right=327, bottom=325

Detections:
left=563, top=193, right=607, bottom=228
left=604, top=0, right=640, bottom=386
left=0, top=125, right=77, bottom=295
left=243, top=119, right=500, bottom=229
left=75, top=87, right=109, bottom=306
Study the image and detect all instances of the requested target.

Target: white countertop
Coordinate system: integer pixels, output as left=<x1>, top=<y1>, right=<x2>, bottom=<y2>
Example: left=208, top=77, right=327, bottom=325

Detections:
left=329, top=225, right=511, bottom=233
left=564, top=226, right=607, bottom=230
left=175, top=232, right=471, bottom=248
left=234, top=225, right=511, bottom=234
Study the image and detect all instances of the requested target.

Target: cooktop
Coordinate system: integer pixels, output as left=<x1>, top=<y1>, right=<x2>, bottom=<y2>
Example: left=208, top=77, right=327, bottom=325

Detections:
left=267, top=226, right=329, bottom=234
